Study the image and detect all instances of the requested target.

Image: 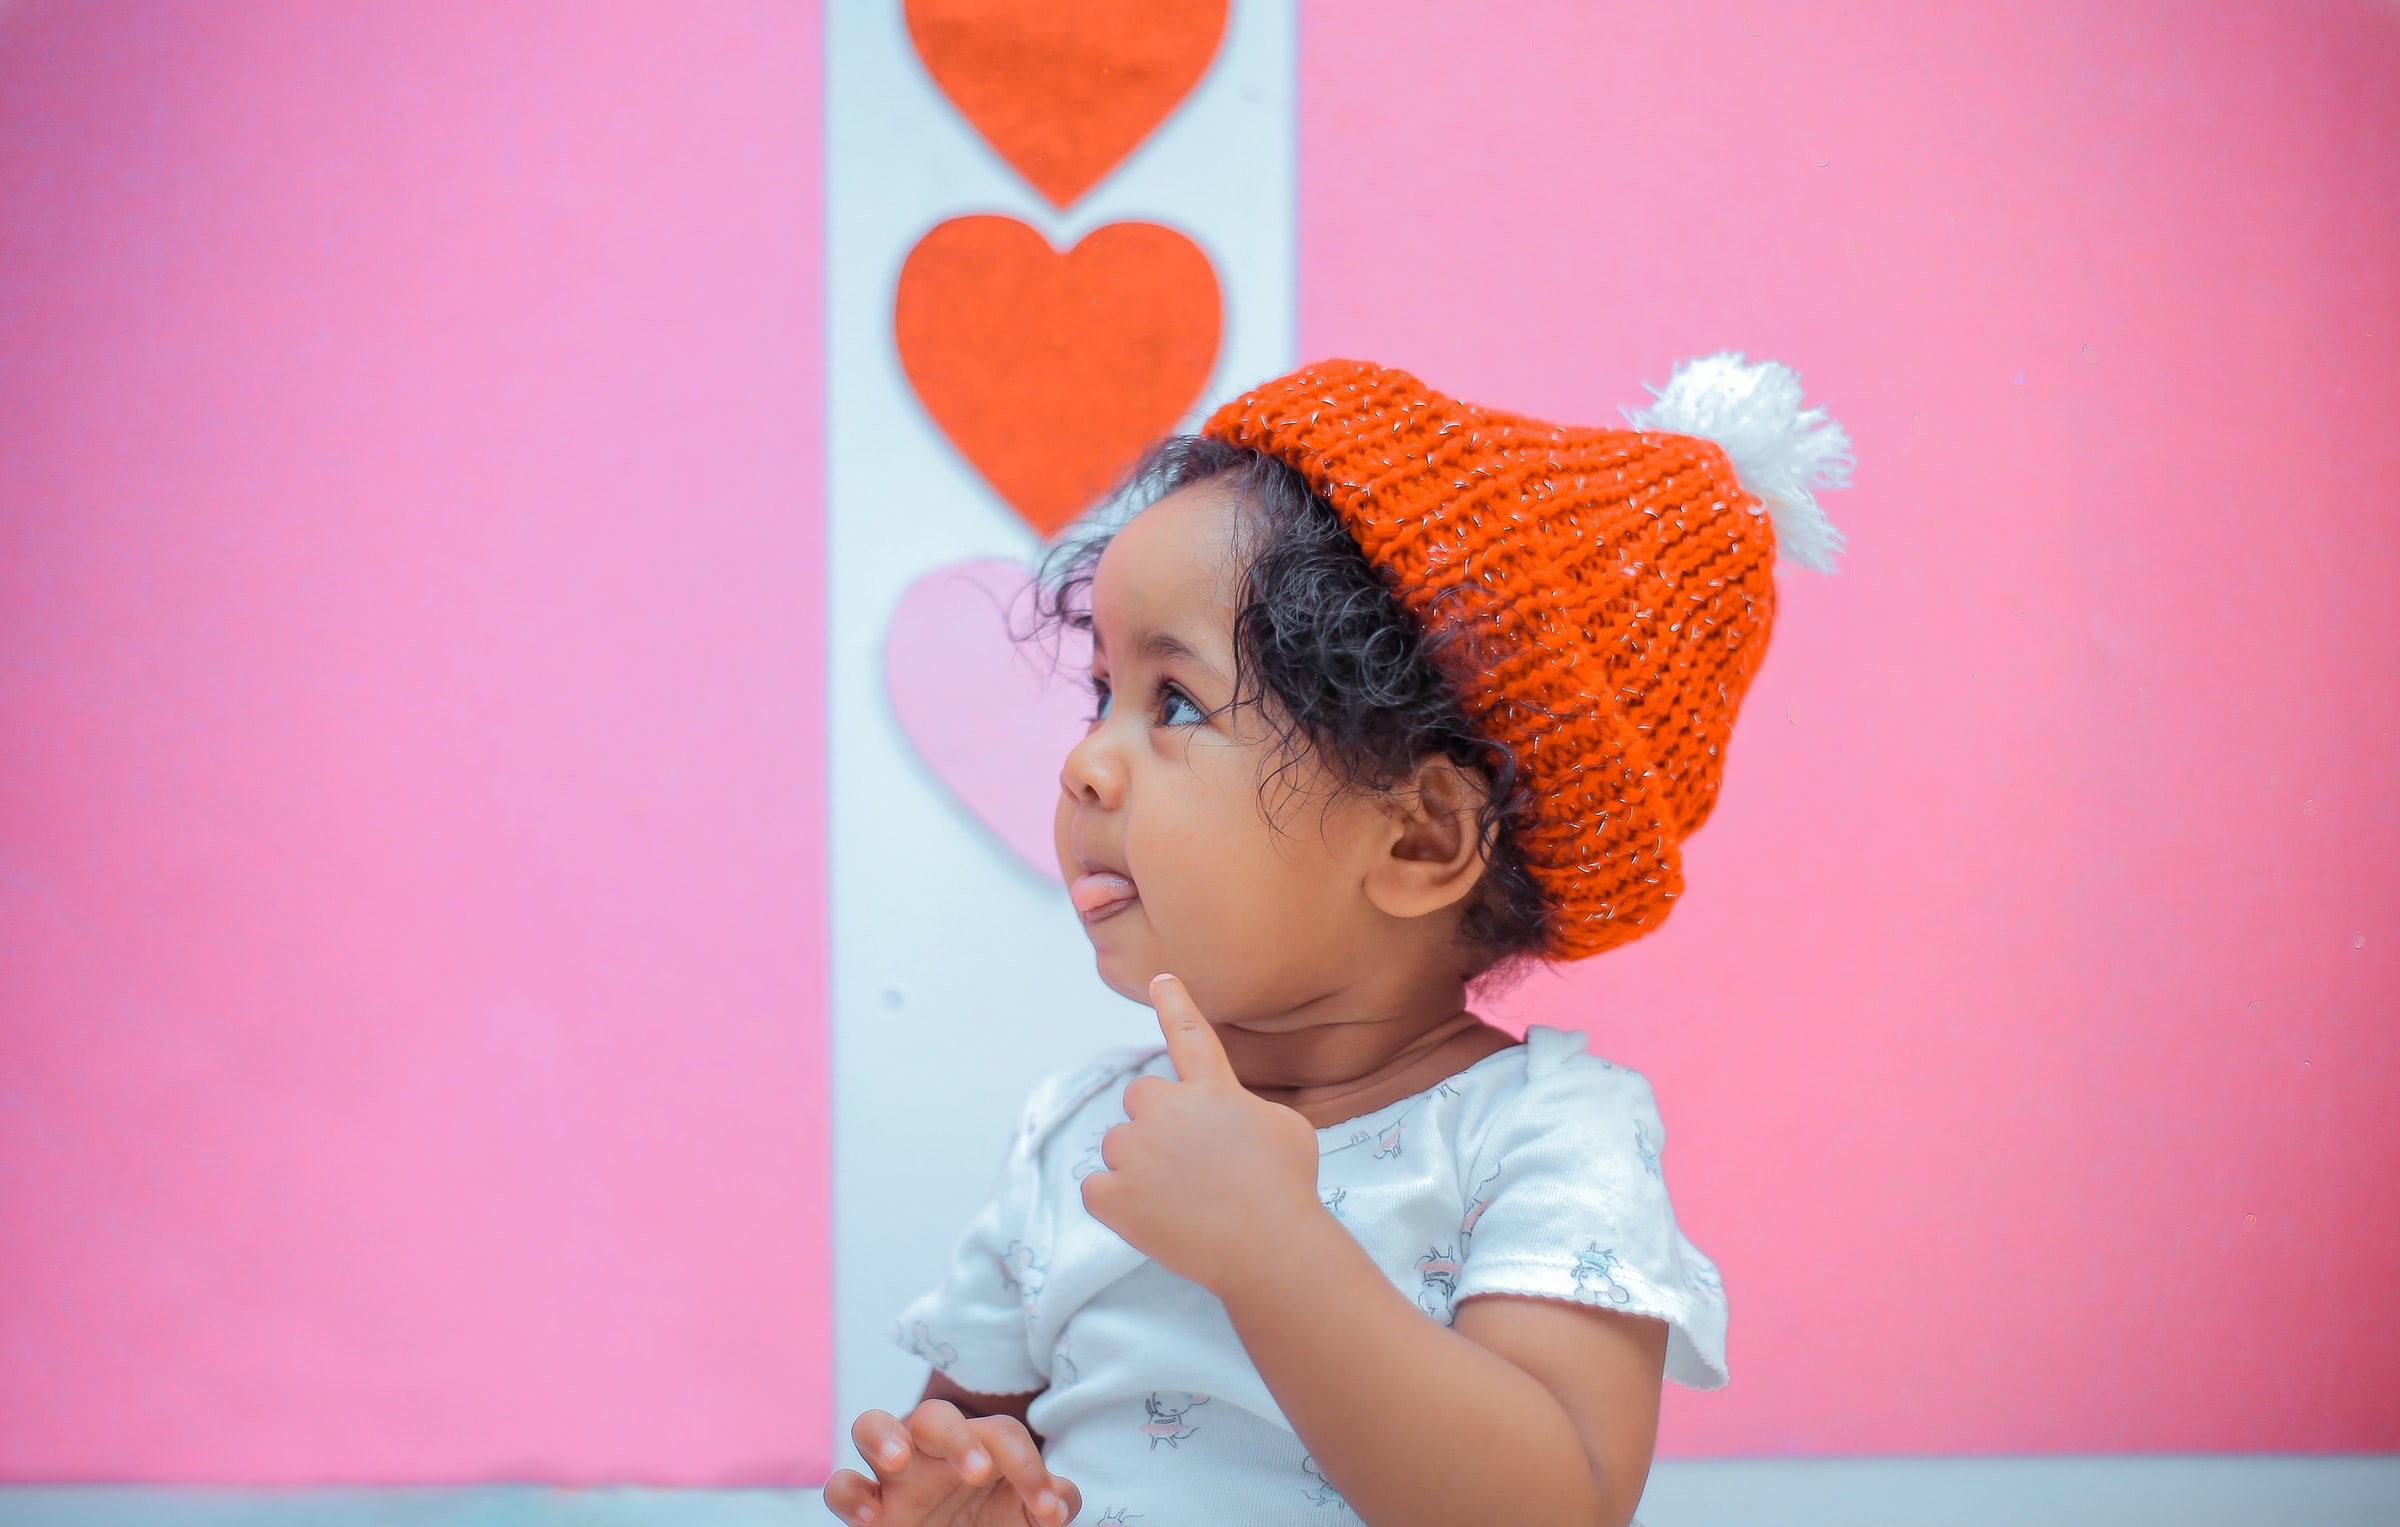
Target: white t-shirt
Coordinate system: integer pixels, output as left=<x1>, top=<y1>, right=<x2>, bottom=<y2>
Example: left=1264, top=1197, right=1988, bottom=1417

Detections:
left=892, top=1026, right=1727, bottom=1525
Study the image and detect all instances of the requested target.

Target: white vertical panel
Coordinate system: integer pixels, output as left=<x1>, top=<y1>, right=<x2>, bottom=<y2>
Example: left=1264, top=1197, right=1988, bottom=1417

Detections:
left=822, top=0, right=1297, bottom=1453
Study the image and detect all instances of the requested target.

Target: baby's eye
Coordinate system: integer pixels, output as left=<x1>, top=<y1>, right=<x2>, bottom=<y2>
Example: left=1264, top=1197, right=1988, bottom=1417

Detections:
left=1158, top=688, right=1205, bottom=727
left=1087, top=678, right=1112, bottom=723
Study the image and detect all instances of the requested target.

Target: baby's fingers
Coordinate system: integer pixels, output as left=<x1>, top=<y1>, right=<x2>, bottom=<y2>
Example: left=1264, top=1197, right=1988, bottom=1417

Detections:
left=822, top=1468, right=883, bottom=1525
left=850, top=1408, right=916, bottom=1483
left=1150, top=973, right=1235, bottom=1087
left=969, top=1415, right=1070, bottom=1525
left=907, top=1399, right=995, bottom=1487
left=1048, top=1476, right=1082, bottom=1526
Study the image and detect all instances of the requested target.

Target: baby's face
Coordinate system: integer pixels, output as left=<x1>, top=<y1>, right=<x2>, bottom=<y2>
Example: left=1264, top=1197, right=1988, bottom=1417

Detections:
left=1054, top=482, right=1397, bottom=1021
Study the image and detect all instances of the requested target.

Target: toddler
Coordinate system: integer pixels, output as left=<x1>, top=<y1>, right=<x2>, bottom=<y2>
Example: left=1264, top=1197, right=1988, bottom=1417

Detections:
left=827, top=356, right=1852, bottom=1527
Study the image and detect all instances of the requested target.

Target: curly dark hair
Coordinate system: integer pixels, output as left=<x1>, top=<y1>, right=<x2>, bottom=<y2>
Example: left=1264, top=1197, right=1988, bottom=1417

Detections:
left=1032, top=436, right=1551, bottom=970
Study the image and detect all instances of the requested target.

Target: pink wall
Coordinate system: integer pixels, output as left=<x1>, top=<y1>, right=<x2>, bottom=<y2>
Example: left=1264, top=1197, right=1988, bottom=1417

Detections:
left=1302, top=0, right=2400, bottom=1455
left=0, top=1, right=828, bottom=1485
left=3, top=0, right=2393, bottom=1487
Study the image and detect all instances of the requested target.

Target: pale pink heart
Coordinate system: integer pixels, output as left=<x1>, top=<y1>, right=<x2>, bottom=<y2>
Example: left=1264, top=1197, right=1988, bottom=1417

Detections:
left=885, top=558, right=1092, bottom=881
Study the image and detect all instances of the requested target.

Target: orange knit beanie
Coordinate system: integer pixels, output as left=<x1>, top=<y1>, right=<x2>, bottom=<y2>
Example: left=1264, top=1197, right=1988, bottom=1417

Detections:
left=1201, top=355, right=1852, bottom=960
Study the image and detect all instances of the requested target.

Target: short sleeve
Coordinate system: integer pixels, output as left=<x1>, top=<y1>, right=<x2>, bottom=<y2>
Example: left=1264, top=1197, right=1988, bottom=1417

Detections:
left=889, top=1097, right=1053, bottom=1396
left=1453, top=1027, right=1729, bottom=1389
left=889, top=1050, right=1153, bottom=1397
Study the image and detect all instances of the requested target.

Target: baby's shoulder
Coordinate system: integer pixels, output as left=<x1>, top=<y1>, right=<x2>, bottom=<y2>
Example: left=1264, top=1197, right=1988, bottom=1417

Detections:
left=1522, top=1023, right=1658, bottom=1095
left=1449, top=1024, right=1668, bottom=1161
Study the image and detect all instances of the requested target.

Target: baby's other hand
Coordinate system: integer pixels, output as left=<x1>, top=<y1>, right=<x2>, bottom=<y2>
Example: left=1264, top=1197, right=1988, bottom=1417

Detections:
left=1081, top=975, right=1323, bottom=1295
left=825, top=1401, right=1080, bottom=1527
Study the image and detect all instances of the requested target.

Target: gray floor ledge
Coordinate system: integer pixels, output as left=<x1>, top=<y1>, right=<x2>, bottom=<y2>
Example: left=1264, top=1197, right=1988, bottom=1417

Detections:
left=2, top=1457, right=2395, bottom=1526
left=1637, top=1455, right=2400, bottom=1526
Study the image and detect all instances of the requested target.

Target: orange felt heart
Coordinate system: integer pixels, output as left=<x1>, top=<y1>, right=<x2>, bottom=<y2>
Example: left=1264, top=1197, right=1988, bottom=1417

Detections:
left=907, top=0, right=1229, bottom=209
left=896, top=215, right=1221, bottom=538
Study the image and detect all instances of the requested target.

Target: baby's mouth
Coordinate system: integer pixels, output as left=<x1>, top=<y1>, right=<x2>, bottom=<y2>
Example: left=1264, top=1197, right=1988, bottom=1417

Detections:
left=1069, top=871, right=1139, bottom=926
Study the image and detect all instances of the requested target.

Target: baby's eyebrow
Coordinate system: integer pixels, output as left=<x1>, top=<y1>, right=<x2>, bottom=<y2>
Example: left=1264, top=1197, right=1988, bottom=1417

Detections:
left=1140, top=629, right=1221, bottom=675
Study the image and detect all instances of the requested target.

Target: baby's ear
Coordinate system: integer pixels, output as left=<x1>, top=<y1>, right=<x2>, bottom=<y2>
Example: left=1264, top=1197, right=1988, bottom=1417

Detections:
left=1364, top=755, right=1494, bottom=919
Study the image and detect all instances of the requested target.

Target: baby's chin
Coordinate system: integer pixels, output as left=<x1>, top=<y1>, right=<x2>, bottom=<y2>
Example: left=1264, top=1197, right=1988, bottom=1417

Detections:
left=1083, top=903, right=1197, bottom=1007
left=1084, top=922, right=1163, bottom=1005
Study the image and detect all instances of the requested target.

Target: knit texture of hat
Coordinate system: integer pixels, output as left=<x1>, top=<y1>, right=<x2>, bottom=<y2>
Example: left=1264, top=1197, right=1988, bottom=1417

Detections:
left=1201, top=357, right=1850, bottom=960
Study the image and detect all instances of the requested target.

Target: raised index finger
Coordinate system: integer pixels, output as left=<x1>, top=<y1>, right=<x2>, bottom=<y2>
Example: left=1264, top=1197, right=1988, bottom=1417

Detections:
left=1150, top=973, right=1235, bottom=1087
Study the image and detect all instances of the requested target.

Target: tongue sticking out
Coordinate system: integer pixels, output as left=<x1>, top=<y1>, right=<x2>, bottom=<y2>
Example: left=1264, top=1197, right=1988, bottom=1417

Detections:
left=1070, top=872, right=1139, bottom=922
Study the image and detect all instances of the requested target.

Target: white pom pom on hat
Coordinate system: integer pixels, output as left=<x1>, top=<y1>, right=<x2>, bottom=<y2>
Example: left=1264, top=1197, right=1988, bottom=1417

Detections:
left=1623, top=351, right=1854, bottom=574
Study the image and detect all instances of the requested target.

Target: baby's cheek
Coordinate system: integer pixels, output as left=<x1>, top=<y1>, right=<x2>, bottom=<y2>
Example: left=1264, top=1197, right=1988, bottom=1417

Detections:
left=1152, top=801, right=1265, bottom=908
left=1130, top=764, right=1327, bottom=969
left=1156, top=837, right=1301, bottom=968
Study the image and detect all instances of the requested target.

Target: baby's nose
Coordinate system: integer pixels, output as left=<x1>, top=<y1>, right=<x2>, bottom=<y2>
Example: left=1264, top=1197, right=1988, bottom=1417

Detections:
left=1059, top=728, right=1126, bottom=808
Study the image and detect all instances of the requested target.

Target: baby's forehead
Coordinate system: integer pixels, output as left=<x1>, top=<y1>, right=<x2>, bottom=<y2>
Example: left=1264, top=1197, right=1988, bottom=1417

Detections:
left=1088, top=483, right=1247, bottom=652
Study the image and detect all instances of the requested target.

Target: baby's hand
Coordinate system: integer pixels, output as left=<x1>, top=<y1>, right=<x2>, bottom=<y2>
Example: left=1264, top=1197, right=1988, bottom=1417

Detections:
left=1081, top=975, right=1323, bottom=1296
left=824, top=1401, right=1079, bottom=1527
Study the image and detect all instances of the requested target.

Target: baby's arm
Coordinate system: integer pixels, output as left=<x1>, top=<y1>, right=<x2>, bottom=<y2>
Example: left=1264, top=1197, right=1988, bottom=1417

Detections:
left=1083, top=978, right=1665, bottom=1527
left=1216, top=1218, right=1666, bottom=1526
